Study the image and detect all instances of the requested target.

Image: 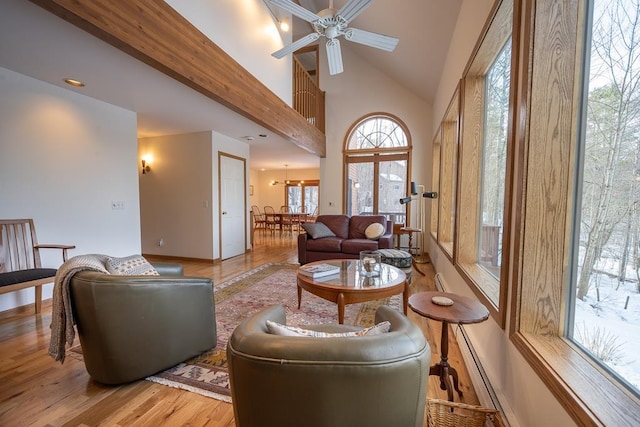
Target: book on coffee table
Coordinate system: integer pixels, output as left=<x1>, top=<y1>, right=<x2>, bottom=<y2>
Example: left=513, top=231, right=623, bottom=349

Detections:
left=299, top=263, right=341, bottom=278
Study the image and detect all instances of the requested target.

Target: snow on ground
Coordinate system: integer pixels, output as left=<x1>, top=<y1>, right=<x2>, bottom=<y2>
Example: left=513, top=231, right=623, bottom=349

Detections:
left=574, top=272, right=640, bottom=392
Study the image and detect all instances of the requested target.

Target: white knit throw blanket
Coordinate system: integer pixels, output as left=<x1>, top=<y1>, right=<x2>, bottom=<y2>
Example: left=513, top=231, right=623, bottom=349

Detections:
left=48, top=254, right=109, bottom=363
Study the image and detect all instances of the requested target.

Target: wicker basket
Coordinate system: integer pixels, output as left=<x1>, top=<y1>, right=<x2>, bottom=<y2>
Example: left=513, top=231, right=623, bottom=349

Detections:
left=427, top=399, right=502, bottom=427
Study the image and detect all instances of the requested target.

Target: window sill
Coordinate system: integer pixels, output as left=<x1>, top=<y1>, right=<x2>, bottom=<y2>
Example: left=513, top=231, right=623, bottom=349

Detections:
left=456, top=262, right=505, bottom=327
left=511, top=332, right=640, bottom=426
left=438, top=241, right=454, bottom=262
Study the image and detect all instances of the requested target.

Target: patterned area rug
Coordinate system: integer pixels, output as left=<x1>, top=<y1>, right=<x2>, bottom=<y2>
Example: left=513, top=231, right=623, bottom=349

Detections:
left=97, top=263, right=399, bottom=402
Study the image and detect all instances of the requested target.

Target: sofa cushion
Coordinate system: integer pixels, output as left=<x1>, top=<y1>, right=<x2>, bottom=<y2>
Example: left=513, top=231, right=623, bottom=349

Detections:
left=365, top=222, right=385, bottom=240
left=341, top=238, right=380, bottom=255
left=316, top=215, right=350, bottom=239
left=349, top=215, right=386, bottom=239
left=306, top=236, right=343, bottom=253
left=106, top=255, right=159, bottom=276
left=301, top=222, right=336, bottom=239
left=266, top=320, right=391, bottom=337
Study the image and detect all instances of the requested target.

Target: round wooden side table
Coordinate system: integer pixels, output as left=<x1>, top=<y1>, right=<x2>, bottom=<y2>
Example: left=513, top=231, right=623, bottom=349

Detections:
left=408, top=291, right=489, bottom=402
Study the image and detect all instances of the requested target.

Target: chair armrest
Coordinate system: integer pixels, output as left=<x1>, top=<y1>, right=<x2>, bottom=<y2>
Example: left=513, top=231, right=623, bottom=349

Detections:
left=297, top=233, right=309, bottom=264
left=151, top=262, right=184, bottom=276
left=34, top=244, right=76, bottom=261
left=229, top=304, right=428, bottom=362
left=377, top=220, right=394, bottom=249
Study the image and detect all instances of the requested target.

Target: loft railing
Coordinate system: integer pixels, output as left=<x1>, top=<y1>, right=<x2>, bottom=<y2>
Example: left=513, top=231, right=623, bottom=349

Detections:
left=293, top=56, right=325, bottom=134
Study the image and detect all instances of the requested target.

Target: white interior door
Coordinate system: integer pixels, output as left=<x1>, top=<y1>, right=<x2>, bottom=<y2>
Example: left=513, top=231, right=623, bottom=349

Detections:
left=220, top=154, right=246, bottom=260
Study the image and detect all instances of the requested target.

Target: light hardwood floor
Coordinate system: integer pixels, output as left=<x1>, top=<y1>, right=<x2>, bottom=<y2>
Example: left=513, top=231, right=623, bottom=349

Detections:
left=0, top=231, right=479, bottom=426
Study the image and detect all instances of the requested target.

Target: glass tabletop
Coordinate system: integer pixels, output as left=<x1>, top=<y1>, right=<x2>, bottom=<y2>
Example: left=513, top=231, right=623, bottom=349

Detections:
left=300, top=259, right=405, bottom=289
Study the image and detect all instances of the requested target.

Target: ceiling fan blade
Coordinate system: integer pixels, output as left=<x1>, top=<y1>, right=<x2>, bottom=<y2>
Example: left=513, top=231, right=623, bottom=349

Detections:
left=272, top=33, right=320, bottom=59
left=344, top=28, right=399, bottom=52
left=268, top=0, right=321, bottom=23
left=297, top=0, right=318, bottom=13
left=336, top=0, right=374, bottom=23
left=326, top=38, right=344, bottom=75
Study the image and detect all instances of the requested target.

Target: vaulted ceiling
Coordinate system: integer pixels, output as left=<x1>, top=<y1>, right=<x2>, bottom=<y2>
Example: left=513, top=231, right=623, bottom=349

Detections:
left=0, top=0, right=462, bottom=170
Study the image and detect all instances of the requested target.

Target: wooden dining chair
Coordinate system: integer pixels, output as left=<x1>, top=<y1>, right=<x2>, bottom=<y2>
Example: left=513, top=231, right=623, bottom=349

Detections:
left=263, top=206, right=278, bottom=233
left=279, top=206, right=294, bottom=235
left=251, top=205, right=266, bottom=234
left=306, top=206, right=318, bottom=223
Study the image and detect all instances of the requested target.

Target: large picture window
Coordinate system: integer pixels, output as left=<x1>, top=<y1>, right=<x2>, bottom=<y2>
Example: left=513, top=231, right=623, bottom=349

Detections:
left=455, top=0, right=514, bottom=324
left=286, top=181, right=319, bottom=215
left=344, top=114, right=411, bottom=225
left=479, top=39, right=511, bottom=278
left=430, top=133, right=441, bottom=239
left=569, top=0, right=640, bottom=398
left=511, top=0, right=640, bottom=424
left=438, top=90, right=460, bottom=261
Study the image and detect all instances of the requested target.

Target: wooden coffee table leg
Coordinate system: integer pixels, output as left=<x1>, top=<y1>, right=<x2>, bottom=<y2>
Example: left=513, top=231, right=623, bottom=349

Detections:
left=337, top=292, right=345, bottom=324
left=403, top=281, right=409, bottom=315
left=297, top=284, right=302, bottom=309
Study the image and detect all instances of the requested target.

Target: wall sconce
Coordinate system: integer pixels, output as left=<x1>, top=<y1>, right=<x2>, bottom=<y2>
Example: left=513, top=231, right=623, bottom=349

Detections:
left=141, top=157, right=151, bottom=174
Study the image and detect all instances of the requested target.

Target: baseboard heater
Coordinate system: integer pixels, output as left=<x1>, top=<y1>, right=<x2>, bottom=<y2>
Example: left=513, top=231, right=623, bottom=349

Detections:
left=433, top=272, right=516, bottom=426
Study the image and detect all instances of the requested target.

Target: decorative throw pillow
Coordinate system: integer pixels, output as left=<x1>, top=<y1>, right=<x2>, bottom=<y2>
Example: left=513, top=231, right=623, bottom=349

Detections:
left=266, top=320, right=391, bottom=337
left=105, top=255, right=159, bottom=276
left=365, top=222, right=385, bottom=240
left=302, top=222, right=336, bottom=239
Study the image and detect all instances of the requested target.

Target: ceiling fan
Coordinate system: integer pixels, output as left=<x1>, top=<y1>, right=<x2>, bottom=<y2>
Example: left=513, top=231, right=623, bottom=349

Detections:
left=268, top=0, right=399, bottom=75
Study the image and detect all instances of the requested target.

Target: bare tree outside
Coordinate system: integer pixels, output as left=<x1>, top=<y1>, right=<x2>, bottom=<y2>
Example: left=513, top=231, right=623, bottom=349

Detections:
left=478, top=38, right=511, bottom=282
left=572, top=0, right=640, bottom=395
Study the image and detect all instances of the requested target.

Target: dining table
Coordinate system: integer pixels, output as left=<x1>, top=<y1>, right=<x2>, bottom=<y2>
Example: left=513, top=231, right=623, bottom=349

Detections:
left=269, top=212, right=308, bottom=236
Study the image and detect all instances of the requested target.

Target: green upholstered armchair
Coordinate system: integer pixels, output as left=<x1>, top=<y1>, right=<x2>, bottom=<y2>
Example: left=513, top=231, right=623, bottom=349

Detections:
left=227, top=304, right=430, bottom=427
left=69, top=262, right=216, bottom=385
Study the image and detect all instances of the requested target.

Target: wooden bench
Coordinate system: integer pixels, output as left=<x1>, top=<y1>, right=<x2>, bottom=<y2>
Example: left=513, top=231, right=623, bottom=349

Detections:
left=0, top=219, right=75, bottom=314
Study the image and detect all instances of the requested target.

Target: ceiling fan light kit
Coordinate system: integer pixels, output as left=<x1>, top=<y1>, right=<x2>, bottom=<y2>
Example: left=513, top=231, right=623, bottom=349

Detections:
left=269, top=0, right=399, bottom=75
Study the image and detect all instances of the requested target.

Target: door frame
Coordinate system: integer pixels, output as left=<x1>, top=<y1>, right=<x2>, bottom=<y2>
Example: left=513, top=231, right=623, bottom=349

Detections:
left=218, top=152, right=247, bottom=260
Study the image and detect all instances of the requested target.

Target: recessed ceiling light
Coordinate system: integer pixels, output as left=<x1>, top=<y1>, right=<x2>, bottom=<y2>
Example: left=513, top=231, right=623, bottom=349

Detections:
left=244, top=136, right=255, bottom=141
left=64, top=78, right=85, bottom=87
left=259, top=134, right=267, bottom=138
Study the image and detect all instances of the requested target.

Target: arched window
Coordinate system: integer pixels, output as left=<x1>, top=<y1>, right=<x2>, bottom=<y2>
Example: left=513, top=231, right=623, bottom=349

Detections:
left=344, top=113, right=411, bottom=225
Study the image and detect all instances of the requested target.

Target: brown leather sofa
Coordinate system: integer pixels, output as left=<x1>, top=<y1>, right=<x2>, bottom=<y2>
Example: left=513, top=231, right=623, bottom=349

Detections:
left=69, top=262, right=216, bottom=385
left=298, top=214, right=394, bottom=264
left=227, top=304, right=430, bottom=427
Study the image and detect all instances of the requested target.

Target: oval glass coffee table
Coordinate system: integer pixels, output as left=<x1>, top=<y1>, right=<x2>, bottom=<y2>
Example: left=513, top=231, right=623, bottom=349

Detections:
left=297, top=259, right=408, bottom=324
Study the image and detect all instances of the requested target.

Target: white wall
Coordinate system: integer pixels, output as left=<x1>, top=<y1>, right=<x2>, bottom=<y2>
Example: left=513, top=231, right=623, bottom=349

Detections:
left=433, top=0, right=495, bottom=126
left=317, top=43, right=433, bottom=227
left=139, top=131, right=252, bottom=261
left=165, top=0, right=292, bottom=105
left=0, top=66, right=141, bottom=312
left=428, top=1, right=576, bottom=425
left=139, top=132, right=213, bottom=259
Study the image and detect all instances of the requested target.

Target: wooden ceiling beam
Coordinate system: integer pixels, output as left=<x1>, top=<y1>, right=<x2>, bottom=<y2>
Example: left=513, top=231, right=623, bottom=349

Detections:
left=29, top=0, right=326, bottom=157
